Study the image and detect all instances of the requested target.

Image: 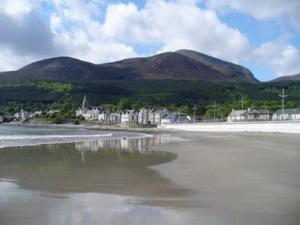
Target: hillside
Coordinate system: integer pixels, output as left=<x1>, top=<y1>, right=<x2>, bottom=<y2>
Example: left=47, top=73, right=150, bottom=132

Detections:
left=0, top=50, right=258, bottom=83
left=176, top=49, right=257, bottom=83
left=271, top=73, right=300, bottom=83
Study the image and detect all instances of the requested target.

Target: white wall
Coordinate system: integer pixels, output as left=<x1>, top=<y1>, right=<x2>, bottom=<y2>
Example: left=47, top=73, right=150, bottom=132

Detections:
left=160, top=121, right=300, bottom=134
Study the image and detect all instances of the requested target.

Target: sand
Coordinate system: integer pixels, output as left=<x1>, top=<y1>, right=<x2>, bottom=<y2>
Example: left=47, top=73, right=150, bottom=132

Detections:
left=151, top=132, right=300, bottom=225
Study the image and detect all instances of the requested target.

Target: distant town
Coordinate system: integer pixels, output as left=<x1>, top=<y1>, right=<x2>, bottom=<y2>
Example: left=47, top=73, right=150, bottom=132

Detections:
left=1, top=90, right=300, bottom=126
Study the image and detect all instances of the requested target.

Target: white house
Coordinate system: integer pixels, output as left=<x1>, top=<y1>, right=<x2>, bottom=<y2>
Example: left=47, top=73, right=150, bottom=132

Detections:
left=161, top=112, right=191, bottom=124
left=227, top=110, right=247, bottom=122
left=228, top=109, right=272, bottom=122
left=121, top=112, right=130, bottom=124
left=14, top=109, right=30, bottom=121
left=98, top=111, right=110, bottom=123
left=292, top=108, right=300, bottom=120
left=82, top=108, right=100, bottom=121
left=272, top=108, right=300, bottom=121
left=138, top=109, right=149, bottom=125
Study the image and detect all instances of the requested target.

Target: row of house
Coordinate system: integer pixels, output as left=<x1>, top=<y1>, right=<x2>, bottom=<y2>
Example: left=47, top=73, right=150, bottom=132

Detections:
left=76, top=107, right=191, bottom=125
left=228, top=108, right=300, bottom=122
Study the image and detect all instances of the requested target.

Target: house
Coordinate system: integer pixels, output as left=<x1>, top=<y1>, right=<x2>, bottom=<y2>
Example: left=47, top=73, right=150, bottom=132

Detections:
left=138, top=109, right=149, bottom=125
left=107, top=112, right=122, bottom=124
left=0, top=115, right=4, bottom=123
left=14, top=109, right=30, bottom=121
left=121, top=110, right=138, bottom=124
left=292, top=108, right=300, bottom=120
left=227, top=110, right=247, bottom=122
left=161, top=112, right=191, bottom=124
left=246, top=109, right=272, bottom=121
left=82, top=108, right=100, bottom=121
left=272, top=108, right=300, bottom=121
left=228, top=109, right=272, bottom=122
left=98, top=111, right=110, bottom=123
left=121, top=112, right=130, bottom=124
left=153, top=109, right=168, bottom=125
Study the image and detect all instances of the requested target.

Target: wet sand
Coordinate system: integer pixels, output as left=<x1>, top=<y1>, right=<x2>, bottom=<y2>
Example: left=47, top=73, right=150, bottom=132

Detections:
left=152, top=132, right=300, bottom=225
left=0, top=132, right=300, bottom=225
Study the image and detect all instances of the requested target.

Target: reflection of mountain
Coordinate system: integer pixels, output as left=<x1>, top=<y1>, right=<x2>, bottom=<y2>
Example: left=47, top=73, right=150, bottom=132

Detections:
left=0, top=139, right=188, bottom=197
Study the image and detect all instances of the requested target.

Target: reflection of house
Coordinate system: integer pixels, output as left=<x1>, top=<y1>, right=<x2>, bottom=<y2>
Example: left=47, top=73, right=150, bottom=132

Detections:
left=272, top=108, right=300, bottom=121
left=75, top=134, right=186, bottom=154
left=228, top=109, right=272, bottom=122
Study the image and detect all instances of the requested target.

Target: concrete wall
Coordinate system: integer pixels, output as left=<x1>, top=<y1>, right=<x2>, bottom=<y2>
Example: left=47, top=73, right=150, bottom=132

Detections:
left=160, top=121, right=300, bottom=134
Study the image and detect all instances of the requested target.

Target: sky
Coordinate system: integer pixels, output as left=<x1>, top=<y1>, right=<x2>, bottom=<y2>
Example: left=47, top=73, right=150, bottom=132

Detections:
left=0, top=0, right=300, bottom=81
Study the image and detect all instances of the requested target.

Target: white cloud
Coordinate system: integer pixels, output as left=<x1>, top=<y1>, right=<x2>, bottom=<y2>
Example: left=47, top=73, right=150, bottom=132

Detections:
left=0, top=47, right=41, bottom=71
left=101, top=0, right=250, bottom=63
left=0, top=0, right=299, bottom=79
left=0, top=0, right=37, bottom=18
left=252, top=40, right=300, bottom=76
left=206, top=0, right=300, bottom=33
left=49, top=0, right=138, bottom=63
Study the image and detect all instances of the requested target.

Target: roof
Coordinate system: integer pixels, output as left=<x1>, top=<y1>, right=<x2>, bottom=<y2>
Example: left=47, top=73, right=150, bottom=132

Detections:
left=273, top=108, right=300, bottom=115
left=229, top=110, right=247, bottom=117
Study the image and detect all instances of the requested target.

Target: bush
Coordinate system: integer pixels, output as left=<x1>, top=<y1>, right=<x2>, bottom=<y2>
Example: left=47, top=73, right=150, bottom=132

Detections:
left=51, top=116, right=64, bottom=124
left=73, top=119, right=81, bottom=125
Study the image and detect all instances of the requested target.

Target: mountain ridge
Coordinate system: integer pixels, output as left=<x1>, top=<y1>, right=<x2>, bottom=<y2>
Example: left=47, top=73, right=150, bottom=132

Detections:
left=0, top=50, right=265, bottom=84
left=271, top=73, right=300, bottom=82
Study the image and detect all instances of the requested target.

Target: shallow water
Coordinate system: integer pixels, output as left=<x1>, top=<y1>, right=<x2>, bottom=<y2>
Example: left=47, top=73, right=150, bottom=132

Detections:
left=1, top=126, right=300, bottom=225
left=0, top=126, right=191, bottom=225
left=0, top=124, right=147, bottom=148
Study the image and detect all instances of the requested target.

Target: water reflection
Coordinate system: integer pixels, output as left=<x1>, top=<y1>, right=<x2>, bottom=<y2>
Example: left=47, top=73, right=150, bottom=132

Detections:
left=0, top=136, right=187, bottom=197
left=75, top=135, right=185, bottom=153
left=0, top=181, right=197, bottom=225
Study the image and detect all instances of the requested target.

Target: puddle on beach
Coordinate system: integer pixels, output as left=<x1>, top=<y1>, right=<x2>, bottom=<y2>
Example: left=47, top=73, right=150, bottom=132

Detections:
left=0, top=135, right=193, bottom=225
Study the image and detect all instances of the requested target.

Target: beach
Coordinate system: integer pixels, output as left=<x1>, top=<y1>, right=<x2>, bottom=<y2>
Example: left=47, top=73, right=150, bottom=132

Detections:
left=0, top=125, right=300, bottom=225
left=152, top=132, right=300, bottom=225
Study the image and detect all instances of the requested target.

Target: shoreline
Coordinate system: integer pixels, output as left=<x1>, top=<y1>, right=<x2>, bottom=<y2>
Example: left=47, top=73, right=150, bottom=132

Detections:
left=3, top=120, right=300, bottom=134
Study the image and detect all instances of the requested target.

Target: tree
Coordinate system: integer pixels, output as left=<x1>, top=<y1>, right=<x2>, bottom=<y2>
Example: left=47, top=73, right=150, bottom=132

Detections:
left=116, top=98, right=132, bottom=110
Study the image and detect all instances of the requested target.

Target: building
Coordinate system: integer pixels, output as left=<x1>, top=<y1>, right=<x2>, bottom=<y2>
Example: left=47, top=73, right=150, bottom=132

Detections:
left=228, top=109, right=272, bottom=122
left=14, top=109, right=30, bottom=121
left=0, top=115, right=4, bottom=123
left=272, top=108, right=300, bottom=121
left=161, top=112, right=191, bottom=124
left=121, top=110, right=138, bottom=124
left=138, top=109, right=149, bottom=125
left=82, top=108, right=101, bottom=121
left=107, top=112, right=122, bottom=124
left=227, top=110, right=246, bottom=122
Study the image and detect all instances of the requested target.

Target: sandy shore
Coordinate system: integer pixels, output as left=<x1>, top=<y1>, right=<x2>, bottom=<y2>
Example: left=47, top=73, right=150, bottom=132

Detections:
left=151, top=132, right=300, bottom=225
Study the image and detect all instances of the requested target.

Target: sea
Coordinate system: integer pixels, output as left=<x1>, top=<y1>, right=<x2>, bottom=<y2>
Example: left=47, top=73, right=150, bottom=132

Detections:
left=0, top=124, right=147, bottom=148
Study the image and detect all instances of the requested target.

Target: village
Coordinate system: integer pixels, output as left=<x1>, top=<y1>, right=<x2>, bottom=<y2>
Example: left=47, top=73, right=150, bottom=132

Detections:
left=1, top=91, right=300, bottom=125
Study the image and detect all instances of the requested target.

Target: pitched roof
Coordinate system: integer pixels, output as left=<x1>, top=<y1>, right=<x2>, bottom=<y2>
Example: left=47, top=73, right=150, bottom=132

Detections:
left=273, top=108, right=300, bottom=115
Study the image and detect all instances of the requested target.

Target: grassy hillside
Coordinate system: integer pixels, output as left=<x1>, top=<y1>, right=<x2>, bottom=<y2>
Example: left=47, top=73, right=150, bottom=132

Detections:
left=1, top=80, right=299, bottom=118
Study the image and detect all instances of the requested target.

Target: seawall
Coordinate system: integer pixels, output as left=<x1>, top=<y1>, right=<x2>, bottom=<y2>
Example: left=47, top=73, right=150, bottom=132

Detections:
left=159, top=121, right=300, bottom=134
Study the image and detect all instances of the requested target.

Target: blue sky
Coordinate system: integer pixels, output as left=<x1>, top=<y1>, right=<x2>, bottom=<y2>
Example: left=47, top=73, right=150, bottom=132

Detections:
left=0, top=0, right=300, bottom=81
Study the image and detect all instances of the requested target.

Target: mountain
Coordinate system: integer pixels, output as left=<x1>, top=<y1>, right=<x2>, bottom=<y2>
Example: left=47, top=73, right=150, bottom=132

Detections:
left=176, top=49, right=257, bottom=83
left=270, top=73, right=300, bottom=83
left=0, top=50, right=258, bottom=83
